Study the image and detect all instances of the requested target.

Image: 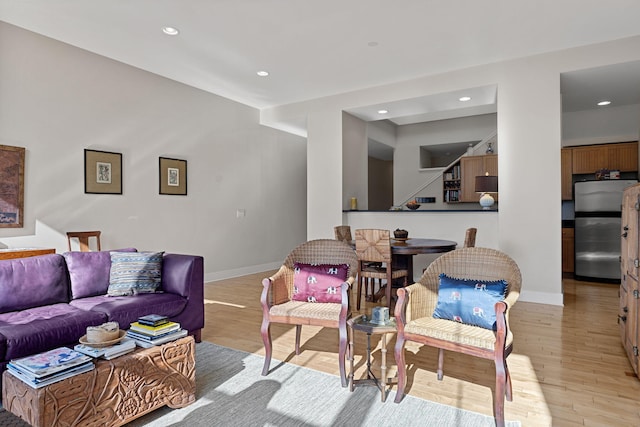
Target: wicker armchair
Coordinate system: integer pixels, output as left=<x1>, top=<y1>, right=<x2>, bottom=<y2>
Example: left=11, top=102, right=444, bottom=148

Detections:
left=394, top=247, right=522, bottom=427
left=260, top=239, right=358, bottom=387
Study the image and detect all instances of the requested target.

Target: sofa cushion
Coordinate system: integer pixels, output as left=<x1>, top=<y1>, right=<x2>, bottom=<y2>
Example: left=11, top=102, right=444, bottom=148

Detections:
left=63, top=248, right=138, bottom=299
left=108, top=251, right=164, bottom=296
left=0, top=254, right=69, bottom=314
left=70, top=293, right=187, bottom=330
left=432, top=273, right=507, bottom=330
left=0, top=303, right=107, bottom=360
left=292, top=263, right=349, bottom=303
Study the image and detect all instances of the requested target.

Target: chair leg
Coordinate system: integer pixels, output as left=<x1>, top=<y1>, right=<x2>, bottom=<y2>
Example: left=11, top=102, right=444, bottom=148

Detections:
left=505, top=362, right=513, bottom=402
left=295, top=325, right=302, bottom=355
left=356, top=275, right=363, bottom=311
left=437, top=348, right=444, bottom=380
left=394, top=334, right=407, bottom=403
left=261, top=319, right=272, bottom=376
left=494, top=356, right=507, bottom=427
left=338, top=323, right=348, bottom=387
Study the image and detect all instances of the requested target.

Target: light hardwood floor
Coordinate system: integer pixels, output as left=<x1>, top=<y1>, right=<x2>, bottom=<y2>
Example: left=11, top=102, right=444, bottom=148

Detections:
left=203, top=273, right=640, bottom=426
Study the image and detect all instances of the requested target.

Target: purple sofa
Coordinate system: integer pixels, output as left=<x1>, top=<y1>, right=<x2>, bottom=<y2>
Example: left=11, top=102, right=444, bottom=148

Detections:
left=0, top=250, right=204, bottom=386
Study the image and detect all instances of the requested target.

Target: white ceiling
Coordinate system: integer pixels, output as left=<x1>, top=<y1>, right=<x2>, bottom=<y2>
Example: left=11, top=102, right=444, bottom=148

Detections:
left=1, top=1, right=640, bottom=123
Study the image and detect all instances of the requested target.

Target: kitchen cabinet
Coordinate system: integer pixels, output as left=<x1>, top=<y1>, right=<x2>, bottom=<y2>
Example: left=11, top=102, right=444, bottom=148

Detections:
left=572, top=141, right=638, bottom=174
left=561, top=148, right=573, bottom=200
left=561, top=227, right=574, bottom=273
left=621, top=183, right=640, bottom=376
left=460, top=155, right=498, bottom=202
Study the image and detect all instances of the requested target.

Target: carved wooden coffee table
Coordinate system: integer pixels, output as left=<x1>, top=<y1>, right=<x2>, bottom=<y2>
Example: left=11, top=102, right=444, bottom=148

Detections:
left=2, top=336, right=195, bottom=427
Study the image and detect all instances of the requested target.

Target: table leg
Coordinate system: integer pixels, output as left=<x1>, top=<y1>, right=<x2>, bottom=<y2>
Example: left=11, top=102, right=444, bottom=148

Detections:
left=381, top=333, right=387, bottom=402
left=366, top=333, right=373, bottom=379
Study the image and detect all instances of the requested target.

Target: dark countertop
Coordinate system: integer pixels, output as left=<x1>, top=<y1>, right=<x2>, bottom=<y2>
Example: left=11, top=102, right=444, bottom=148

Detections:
left=562, top=220, right=575, bottom=228
left=343, top=209, right=497, bottom=213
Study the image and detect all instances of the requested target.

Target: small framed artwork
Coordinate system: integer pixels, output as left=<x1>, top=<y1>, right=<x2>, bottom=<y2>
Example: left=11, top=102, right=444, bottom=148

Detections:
left=84, top=149, right=122, bottom=194
left=159, top=157, right=187, bottom=195
left=0, top=144, right=26, bottom=228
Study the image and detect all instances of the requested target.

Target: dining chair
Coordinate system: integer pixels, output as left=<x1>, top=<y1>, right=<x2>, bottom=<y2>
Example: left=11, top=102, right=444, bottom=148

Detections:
left=393, top=247, right=522, bottom=427
left=464, top=227, right=477, bottom=247
left=354, top=229, right=408, bottom=311
left=260, top=239, right=358, bottom=387
left=66, top=231, right=101, bottom=252
left=333, top=225, right=352, bottom=243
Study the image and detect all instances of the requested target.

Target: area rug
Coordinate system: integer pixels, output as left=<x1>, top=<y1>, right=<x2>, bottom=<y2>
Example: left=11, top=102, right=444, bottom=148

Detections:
left=1, top=342, right=520, bottom=426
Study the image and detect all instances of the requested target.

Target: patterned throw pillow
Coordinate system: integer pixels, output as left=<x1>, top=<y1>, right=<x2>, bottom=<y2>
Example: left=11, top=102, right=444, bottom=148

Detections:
left=432, top=273, right=507, bottom=330
left=107, top=251, right=164, bottom=296
left=291, top=263, right=349, bottom=303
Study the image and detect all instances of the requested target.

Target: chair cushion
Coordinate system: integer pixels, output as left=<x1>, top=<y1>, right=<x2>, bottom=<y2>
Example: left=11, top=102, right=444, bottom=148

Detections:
left=269, top=300, right=343, bottom=322
left=63, top=248, right=138, bottom=299
left=432, top=273, right=507, bottom=330
left=291, top=263, right=348, bottom=303
left=405, top=316, right=513, bottom=350
left=108, top=251, right=164, bottom=296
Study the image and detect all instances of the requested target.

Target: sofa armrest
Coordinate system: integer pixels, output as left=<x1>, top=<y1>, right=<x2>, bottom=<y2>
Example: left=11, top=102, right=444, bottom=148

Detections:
left=162, top=254, right=203, bottom=297
left=161, top=254, right=204, bottom=340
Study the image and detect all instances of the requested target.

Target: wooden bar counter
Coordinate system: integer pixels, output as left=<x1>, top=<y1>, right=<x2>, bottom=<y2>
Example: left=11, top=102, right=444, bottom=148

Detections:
left=0, top=248, right=55, bottom=260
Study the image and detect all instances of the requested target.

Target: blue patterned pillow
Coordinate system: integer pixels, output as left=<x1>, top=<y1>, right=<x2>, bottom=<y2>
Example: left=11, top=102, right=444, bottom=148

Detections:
left=107, top=251, right=164, bottom=296
left=432, top=273, right=507, bottom=330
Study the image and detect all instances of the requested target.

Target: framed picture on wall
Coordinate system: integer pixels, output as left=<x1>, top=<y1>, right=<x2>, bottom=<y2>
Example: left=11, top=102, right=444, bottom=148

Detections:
left=0, top=144, right=26, bottom=228
left=84, top=149, right=122, bottom=194
left=159, top=157, right=187, bottom=195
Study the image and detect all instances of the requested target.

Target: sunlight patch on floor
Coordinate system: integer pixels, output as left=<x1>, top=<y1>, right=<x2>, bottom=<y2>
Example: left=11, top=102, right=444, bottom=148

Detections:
left=204, top=298, right=246, bottom=308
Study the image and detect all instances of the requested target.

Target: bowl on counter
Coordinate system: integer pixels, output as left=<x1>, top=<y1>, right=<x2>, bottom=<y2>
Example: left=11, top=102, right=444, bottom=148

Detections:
left=394, top=229, right=409, bottom=239
left=405, top=202, right=420, bottom=210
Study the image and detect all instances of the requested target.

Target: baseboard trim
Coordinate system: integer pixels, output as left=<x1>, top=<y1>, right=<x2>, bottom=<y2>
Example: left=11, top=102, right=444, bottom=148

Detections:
left=519, top=290, right=564, bottom=306
left=205, top=262, right=281, bottom=283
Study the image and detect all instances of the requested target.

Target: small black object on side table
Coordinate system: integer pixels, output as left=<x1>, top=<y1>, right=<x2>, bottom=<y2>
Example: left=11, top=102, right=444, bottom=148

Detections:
left=347, top=314, right=398, bottom=402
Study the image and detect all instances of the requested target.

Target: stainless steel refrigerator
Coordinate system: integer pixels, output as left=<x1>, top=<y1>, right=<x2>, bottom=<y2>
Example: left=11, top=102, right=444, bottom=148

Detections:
left=574, top=179, right=637, bottom=282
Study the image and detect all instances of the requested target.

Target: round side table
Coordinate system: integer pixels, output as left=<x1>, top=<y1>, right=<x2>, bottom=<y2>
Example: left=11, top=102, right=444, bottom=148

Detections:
left=347, top=314, right=397, bottom=402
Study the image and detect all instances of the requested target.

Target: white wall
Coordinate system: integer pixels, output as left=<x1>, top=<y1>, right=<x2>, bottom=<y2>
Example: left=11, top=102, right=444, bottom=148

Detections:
left=262, top=35, right=640, bottom=306
left=562, top=103, right=640, bottom=146
left=0, top=22, right=307, bottom=282
left=342, top=112, right=368, bottom=210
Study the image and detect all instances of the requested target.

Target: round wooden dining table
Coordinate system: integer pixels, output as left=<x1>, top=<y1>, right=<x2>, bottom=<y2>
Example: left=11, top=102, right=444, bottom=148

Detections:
left=349, top=238, right=457, bottom=280
left=388, top=238, right=457, bottom=279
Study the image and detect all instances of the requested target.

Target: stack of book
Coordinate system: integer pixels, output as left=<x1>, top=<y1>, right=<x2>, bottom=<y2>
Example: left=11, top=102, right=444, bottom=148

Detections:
left=7, top=347, right=94, bottom=389
left=126, top=314, right=188, bottom=348
left=74, top=337, right=136, bottom=360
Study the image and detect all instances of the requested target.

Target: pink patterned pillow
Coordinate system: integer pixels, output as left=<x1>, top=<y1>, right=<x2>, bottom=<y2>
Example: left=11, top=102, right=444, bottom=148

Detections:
left=292, top=263, right=349, bottom=303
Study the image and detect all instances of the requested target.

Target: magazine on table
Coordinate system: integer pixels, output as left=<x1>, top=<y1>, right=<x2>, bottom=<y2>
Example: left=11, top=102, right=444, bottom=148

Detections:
left=7, top=361, right=94, bottom=388
left=129, top=321, right=181, bottom=336
left=11, top=347, right=92, bottom=377
left=127, top=329, right=188, bottom=348
left=126, top=327, right=184, bottom=341
left=137, top=314, right=169, bottom=327
left=74, top=337, right=136, bottom=359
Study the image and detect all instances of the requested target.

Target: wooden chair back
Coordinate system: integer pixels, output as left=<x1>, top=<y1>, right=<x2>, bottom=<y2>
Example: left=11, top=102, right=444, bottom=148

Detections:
left=334, top=225, right=352, bottom=243
left=67, top=231, right=101, bottom=252
left=354, top=229, right=392, bottom=263
left=464, top=227, right=477, bottom=248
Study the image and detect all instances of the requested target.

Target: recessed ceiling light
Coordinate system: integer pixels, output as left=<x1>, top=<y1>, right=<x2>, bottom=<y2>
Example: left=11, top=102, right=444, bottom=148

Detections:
left=256, top=71, right=270, bottom=77
left=377, top=109, right=388, bottom=114
left=459, top=96, right=472, bottom=102
left=597, top=100, right=611, bottom=106
left=162, top=27, right=179, bottom=36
